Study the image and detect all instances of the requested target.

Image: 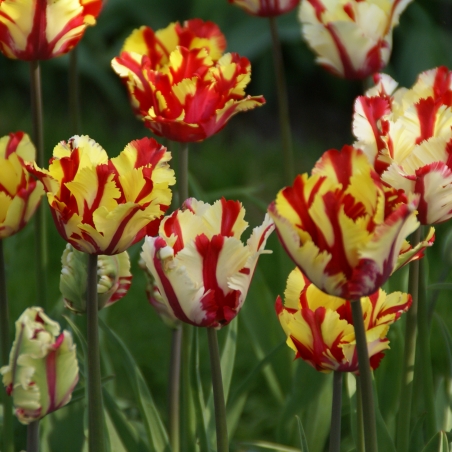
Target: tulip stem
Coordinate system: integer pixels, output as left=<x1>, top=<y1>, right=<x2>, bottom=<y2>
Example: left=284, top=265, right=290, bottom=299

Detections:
left=86, top=254, right=105, bottom=452
left=396, top=227, right=421, bottom=452
left=351, top=299, right=378, bottom=452
left=269, top=16, right=294, bottom=183
left=355, top=376, right=365, bottom=452
left=207, top=328, right=228, bottom=452
left=178, top=142, right=189, bottom=203
left=329, top=371, right=343, bottom=452
left=69, top=49, right=81, bottom=134
left=169, top=326, right=182, bottom=452
left=27, top=420, right=39, bottom=452
left=0, top=240, right=14, bottom=452
left=29, top=61, right=48, bottom=310
left=417, top=245, right=437, bottom=437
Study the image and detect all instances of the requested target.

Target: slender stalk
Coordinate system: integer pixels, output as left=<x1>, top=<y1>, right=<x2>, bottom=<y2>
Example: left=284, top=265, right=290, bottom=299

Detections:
left=417, top=249, right=437, bottom=437
left=396, top=227, right=421, bottom=452
left=329, top=371, right=343, bottom=452
left=169, top=327, right=182, bottom=452
left=69, top=49, right=81, bottom=134
left=27, top=421, right=40, bottom=452
left=178, top=142, right=189, bottom=203
left=86, top=254, right=105, bottom=452
left=29, top=61, right=48, bottom=310
left=351, top=299, right=378, bottom=452
left=207, top=328, right=228, bottom=452
left=269, top=17, right=294, bottom=183
left=355, top=376, right=365, bottom=452
left=0, top=240, right=14, bottom=452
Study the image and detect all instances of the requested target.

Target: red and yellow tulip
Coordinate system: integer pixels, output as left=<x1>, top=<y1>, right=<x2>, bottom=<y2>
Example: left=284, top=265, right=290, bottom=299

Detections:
left=0, top=131, right=43, bottom=239
left=299, top=0, right=412, bottom=79
left=0, top=0, right=102, bottom=60
left=276, top=267, right=411, bottom=373
left=354, top=67, right=452, bottom=225
left=112, top=21, right=265, bottom=142
left=228, top=0, right=300, bottom=17
left=28, top=135, right=175, bottom=255
left=140, top=198, right=274, bottom=328
left=269, top=145, right=423, bottom=299
left=1, top=307, right=79, bottom=424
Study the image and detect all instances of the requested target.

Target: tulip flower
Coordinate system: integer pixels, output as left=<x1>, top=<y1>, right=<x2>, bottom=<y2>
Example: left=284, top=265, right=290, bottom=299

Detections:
left=0, top=307, right=79, bottom=424
left=228, top=0, right=300, bottom=17
left=60, top=243, right=132, bottom=314
left=299, top=0, right=413, bottom=79
left=0, top=0, right=102, bottom=60
left=354, top=66, right=452, bottom=225
left=268, top=145, right=423, bottom=299
left=139, top=256, right=180, bottom=329
left=276, top=267, right=411, bottom=372
left=0, top=131, right=44, bottom=239
left=27, top=135, right=175, bottom=255
left=112, top=27, right=265, bottom=142
left=140, top=198, right=274, bottom=328
left=118, top=19, right=227, bottom=71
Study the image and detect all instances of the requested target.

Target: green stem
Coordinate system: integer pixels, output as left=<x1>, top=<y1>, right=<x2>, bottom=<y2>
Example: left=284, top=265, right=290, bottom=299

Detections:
left=69, top=49, right=81, bottom=134
left=329, top=371, right=343, bottom=452
left=0, top=240, right=14, bottom=452
left=29, top=61, right=48, bottom=310
left=27, top=420, right=39, bottom=452
left=207, top=328, right=228, bottom=452
left=355, top=376, right=365, bottom=452
left=180, top=323, right=195, bottom=452
left=396, top=227, right=421, bottom=452
left=417, top=244, right=437, bottom=437
left=178, top=142, right=189, bottom=203
left=169, top=326, right=182, bottom=452
left=351, top=299, right=378, bottom=452
left=269, top=16, right=294, bottom=183
left=86, top=254, right=105, bottom=452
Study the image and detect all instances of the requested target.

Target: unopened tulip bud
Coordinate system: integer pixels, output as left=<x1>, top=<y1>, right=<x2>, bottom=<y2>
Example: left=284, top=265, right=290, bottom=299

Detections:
left=60, top=244, right=132, bottom=313
left=0, top=307, right=79, bottom=424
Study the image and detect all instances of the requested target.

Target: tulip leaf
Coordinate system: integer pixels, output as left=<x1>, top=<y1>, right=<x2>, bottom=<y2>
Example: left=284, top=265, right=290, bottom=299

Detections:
left=238, top=440, right=301, bottom=451
left=189, top=328, right=211, bottom=452
left=99, top=318, right=171, bottom=452
left=103, top=388, right=148, bottom=452
left=427, top=283, right=452, bottom=291
left=295, top=416, right=309, bottom=452
left=421, top=431, right=450, bottom=452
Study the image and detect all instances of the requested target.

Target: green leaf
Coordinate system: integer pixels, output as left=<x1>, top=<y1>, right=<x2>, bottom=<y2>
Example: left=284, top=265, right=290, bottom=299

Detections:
left=103, top=388, right=148, bottom=452
left=238, top=440, right=301, bottom=451
left=421, top=431, right=450, bottom=452
left=427, top=283, right=452, bottom=291
left=99, top=318, right=171, bottom=452
left=295, top=416, right=309, bottom=452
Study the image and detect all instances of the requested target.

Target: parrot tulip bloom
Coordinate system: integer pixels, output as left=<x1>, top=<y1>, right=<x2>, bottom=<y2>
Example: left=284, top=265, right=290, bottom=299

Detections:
left=60, top=244, right=132, bottom=314
left=0, top=0, right=102, bottom=60
left=269, top=145, right=422, bottom=299
left=28, top=135, right=175, bottom=255
left=0, top=307, right=79, bottom=424
left=0, top=131, right=44, bottom=239
left=299, top=0, right=412, bottom=79
left=228, top=0, right=300, bottom=17
left=354, top=67, right=452, bottom=225
left=118, top=19, right=227, bottom=70
left=276, top=267, right=411, bottom=373
left=140, top=198, right=275, bottom=328
left=139, top=256, right=180, bottom=329
left=112, top=25, right=265, bottom=142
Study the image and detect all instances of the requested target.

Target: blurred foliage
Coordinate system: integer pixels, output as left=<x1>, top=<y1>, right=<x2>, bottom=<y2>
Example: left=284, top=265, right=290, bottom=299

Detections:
left=2, top=0, right=452, bottom=451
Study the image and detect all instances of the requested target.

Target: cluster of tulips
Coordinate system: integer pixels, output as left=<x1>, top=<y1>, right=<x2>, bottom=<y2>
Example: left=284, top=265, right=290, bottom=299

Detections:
left=0, top=0, right=451, bottom=451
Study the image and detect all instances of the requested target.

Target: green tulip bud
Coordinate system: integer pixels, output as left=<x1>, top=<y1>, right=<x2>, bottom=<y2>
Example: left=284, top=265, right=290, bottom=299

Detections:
left=1, top=307, right=79, bottom=424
